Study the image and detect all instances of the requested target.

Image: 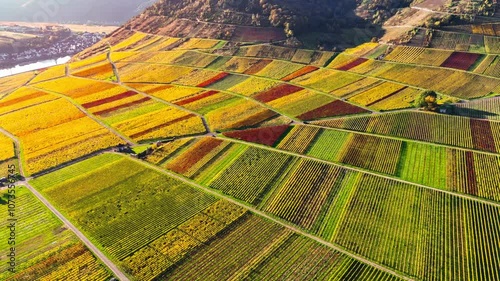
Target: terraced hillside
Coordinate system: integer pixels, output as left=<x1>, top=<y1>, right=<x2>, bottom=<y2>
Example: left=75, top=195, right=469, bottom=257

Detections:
left=1, top=24, right=500, bottom=281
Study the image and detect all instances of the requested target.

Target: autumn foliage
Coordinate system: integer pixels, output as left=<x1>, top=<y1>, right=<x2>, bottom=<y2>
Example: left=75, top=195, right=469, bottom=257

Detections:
left=223, top=125, right=290, bottom=146
left=253, top=84, right=303, bottom=103
left=281, top=66, right=319, bottom=81
left=298, top=100, right=369, bottom=120
left=197, top=72, right=230, bottom=87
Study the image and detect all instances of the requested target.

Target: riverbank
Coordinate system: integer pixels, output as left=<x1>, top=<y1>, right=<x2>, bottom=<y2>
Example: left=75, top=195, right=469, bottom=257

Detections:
left=0, top=56, right=70, bottom=78
left=0, top=55, right=72, bottom=69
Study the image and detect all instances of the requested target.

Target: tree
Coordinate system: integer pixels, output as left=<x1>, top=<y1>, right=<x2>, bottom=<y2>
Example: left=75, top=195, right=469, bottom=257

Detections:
left=414, top=90, right=438, bottom=111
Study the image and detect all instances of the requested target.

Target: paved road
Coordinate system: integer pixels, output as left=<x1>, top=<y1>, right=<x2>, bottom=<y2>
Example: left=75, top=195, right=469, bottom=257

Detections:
left=125, top=153, right=415, bottom=281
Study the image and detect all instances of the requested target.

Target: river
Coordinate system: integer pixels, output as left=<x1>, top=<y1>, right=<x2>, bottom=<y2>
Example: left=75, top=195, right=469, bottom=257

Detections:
left=0, top=56, right=71, bottom=78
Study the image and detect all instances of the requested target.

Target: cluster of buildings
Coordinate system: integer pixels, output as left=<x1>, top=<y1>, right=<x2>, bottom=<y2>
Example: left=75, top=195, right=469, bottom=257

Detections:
left=0, top=25, right=106, bottom=68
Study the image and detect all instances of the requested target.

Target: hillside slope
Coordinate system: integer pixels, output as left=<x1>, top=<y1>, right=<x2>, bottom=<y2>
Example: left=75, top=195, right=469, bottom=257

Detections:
left=113, top=0, right=416, bottom=45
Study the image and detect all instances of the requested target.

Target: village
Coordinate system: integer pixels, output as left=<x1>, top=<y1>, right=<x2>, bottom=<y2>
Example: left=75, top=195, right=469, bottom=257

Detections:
left=0, top=24, right=105, bottom=68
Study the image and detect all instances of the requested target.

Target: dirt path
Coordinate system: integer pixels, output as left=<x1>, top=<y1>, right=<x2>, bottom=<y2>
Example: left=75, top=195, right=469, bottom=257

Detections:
left=107, top=51, right=121, bottom=84
left=0, top=128, right=25, bottom=178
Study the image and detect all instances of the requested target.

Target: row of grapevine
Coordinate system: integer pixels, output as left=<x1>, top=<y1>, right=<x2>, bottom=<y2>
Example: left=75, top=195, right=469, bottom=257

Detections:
left=485, top=36, right=500, bottom=53
left=0, top=72, right=35, bottom=96
left=263, top=159, right=343, bottom=228
left=398, top=142, right=447, bottom=188
left=454, top=97, right=500, bottom=120
left=291, top=68, right=364, bottom=93
left=472, top=54, right=496, bottom=74
left=335, top=58, right=369, bottom=71
left=222, top=124, right=500, bottom=202
left=384, top=46, right=453, bottom=66
left=330, top=77, right=382, bottom=98
left=177, top=38, right=221, bottom=49
left=313, top=111, right=489, bottom=152
left=338, top=133, right=402, bottom=175
left=0, top=133, right=15, bottom=161
left=332, top=174, right=500, bottom=280
left=68, top=53, right=108, bottom=71
left=72, top=61, right=115, bottom=81
left=0, top=90, right=122, bottom=175
left=163, top=215, right=400, bottom=281
left=183, top=138, right=500, bottom=280
left=145, top=138, right=193, bottom=164
left=31, top=155, right=218, bottom=260
left=0, top=188, right=113, bottom=280
left=165, top=138, right=230, bottom=177
left=240, top=44, right=299, bottom=61
left=203, top=73, right=248, bottom=90
left=482, top=56, right=500, bottom=77
left=209, top=146, right=295, bottom=204
left=265, top=89, right=334, bottom=117
left=348, top=82, right=407, bottom=106
left=228, top=76, right=281, bottom=96
left=125, top=83, right=201, bottom=103
left=117, top=63, right=194, bottom=83
left=255, top=60, right=305, bottom=79
left=29, top=64, right=67, bottom=84
left=369, top=87, right=423, bottom=111
left=447, top=150, right=500, bottom=201
left=222, top=125, right=290, bottom=146
left=172, top=50, right=220, bottom=67
left=205, top=99, right=278, bottom=131
left=275, top=125, right=322, bottom=153
left=440, top=52, right=481, bottom=70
